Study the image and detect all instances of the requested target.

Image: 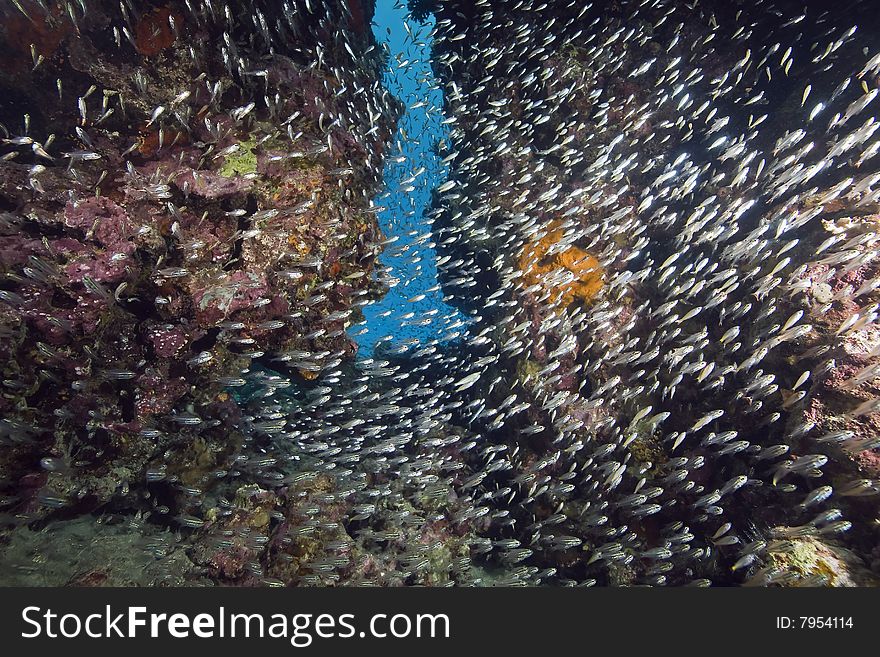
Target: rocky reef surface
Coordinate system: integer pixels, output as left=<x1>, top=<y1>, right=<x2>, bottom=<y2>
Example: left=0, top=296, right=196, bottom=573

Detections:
left=418, top=0, right=880, bottom=586
left=1, top=0, right=880, bottom=588
left=0, top=0, right=419, bottom=585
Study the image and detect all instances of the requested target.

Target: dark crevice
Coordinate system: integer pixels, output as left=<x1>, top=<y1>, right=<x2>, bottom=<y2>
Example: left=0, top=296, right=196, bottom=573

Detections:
left=191, top=327, right=220, bottom=353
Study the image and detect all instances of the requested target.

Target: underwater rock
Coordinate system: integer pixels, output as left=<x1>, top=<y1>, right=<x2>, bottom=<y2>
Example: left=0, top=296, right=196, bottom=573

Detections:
left=0, top=0, right=395, bottom=536
left=761, top=536, right=879, bottom=587
left=2, top=0, right=880, bottom=589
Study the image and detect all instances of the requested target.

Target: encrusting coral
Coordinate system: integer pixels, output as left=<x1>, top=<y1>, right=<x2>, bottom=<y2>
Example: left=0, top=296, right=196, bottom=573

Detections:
left=517, top=221, right=604, bottom=309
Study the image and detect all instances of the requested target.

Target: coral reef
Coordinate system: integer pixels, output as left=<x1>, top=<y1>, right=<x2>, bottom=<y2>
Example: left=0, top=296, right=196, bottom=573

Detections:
left=1, top=0, right=880, bottom=591
left=419, top=0, right=880, bottom=587
left=0, top=0, right=397, bottom=559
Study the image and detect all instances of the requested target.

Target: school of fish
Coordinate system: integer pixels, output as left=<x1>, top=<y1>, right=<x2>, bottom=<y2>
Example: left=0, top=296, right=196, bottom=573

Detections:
left=0, top=0, right=880, bottom=586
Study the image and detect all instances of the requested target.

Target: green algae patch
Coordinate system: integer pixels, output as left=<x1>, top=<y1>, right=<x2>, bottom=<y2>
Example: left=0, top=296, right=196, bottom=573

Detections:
left=218, top=138, right=258, bottom=178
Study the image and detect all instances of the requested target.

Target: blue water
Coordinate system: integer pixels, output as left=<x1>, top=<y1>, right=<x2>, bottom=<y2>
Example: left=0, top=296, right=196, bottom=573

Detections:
left=354, top=2, right=468, bottom=355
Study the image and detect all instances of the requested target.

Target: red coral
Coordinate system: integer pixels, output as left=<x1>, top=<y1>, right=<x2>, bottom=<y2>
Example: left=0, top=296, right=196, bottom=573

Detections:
left=0, top=3, right=71, bottom=73
left=68, top=570, right=110, bottom=587
left=138, top=127, right=190, bottom=157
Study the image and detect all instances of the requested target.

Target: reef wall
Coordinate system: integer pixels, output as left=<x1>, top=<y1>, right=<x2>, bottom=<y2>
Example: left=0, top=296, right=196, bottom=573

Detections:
left=1, top=0, right=880, bottom=588
left=0, top=0, right=404, bottom=584
left=418, top=0, right=880, bottom=585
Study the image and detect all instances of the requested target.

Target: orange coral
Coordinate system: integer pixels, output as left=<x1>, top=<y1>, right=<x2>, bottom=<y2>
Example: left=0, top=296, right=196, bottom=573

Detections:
left=298, top=368, right=319, bottom=381
left=135, top=6, right=181, bottom=56
left=137, top=126, right=189, bottom=157
left=518, top=222, right=604, bottom=309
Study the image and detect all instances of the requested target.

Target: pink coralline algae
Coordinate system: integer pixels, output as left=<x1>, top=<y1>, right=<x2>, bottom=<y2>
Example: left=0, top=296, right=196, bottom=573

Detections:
left=146, top=324, right=190, bottom=358
left=134, top=371, right=189, bottom=420
left=61, top=197, right=141, bottom=283
left=191, top=271, right=270, bottom=327
left=174, top=169, right=256, bottom=200
left=63, top=197, right=130, bottom=236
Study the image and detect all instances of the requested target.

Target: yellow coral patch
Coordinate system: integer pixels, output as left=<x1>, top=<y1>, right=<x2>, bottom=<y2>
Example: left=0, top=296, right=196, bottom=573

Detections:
left=517, top=222, right=604, bottom=309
